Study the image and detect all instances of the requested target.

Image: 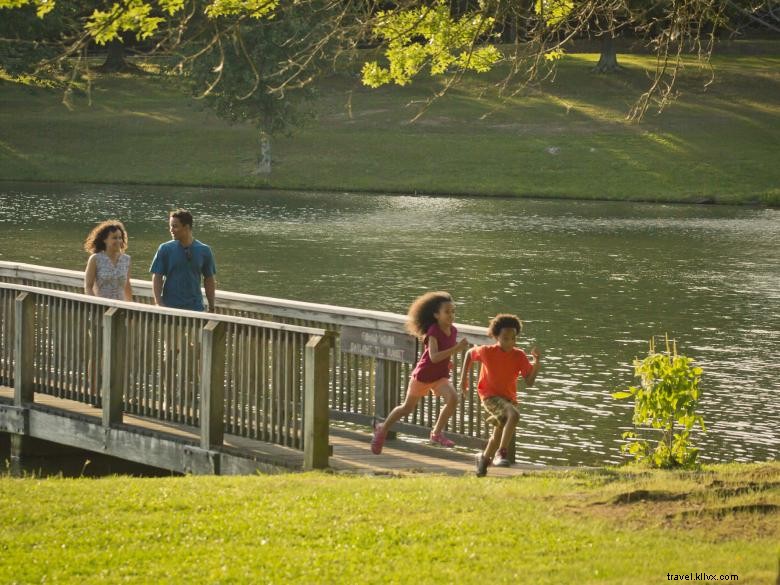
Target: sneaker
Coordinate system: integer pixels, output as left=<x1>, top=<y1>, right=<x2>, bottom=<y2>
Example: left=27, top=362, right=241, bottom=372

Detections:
left=430, top=432, right=455, bottom=448
left=494, top=447, right=511, bottom=467
left=475, top=452, right=489, bottom=477
left=370, top=422, right=386, bottom=455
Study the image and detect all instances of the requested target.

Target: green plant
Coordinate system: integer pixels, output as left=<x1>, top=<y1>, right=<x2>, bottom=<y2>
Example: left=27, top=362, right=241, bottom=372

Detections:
left=613, top=335, right=705, bottom=468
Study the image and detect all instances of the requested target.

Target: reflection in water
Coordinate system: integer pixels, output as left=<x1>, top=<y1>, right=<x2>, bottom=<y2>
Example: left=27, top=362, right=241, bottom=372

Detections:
left=1, top=182, right=778, bottom=466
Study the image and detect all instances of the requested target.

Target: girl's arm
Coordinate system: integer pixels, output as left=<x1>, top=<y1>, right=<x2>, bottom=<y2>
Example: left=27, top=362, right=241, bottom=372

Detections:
left=84, top=255, right=97, bottom=296
left=524, top=346, right=542, bottom=387
left=459, top=348, right=474, bottom=394
left=428, top=335, right=469, bottom=363
left=123, top=258, right=133, bottom=302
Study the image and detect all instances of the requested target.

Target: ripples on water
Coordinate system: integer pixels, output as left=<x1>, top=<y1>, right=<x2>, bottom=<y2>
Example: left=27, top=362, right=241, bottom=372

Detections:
left=1, top=183, right=778, bottom=466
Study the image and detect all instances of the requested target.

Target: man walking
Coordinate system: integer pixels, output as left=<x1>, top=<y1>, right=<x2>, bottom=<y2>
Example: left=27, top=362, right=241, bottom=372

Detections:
left=150, top=209, right=217, bottom=312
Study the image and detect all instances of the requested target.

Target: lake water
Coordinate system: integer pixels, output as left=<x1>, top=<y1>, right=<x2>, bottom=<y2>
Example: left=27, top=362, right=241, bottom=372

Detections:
left=0, top=182, right=778, bottom=467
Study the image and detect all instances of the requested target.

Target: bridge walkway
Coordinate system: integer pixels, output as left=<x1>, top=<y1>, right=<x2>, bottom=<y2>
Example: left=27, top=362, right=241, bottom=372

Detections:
left=1, top=386, right=540, bottom=477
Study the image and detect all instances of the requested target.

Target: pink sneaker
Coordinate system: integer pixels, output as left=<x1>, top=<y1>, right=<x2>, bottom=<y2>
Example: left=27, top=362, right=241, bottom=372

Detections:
left=430, top=432, right=455, bottom=448
left=371, top=423, right=386, bottom=455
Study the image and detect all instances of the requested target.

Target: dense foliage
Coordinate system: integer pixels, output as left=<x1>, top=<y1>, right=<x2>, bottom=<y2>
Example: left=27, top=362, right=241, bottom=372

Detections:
left=1, top=1, right=776, bottom=95
left=614, top=336, right=706, bottom=468
left=1, top=1, right=776, bottom=146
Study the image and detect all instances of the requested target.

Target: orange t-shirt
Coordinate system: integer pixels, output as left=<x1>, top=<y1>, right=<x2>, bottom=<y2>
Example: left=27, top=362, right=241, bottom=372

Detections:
left=471, top=344, right=532, bottom=403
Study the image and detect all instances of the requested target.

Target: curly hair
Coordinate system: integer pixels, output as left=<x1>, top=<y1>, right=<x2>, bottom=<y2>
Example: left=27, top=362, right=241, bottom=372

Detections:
left=405, top=291, right=454, bottom=338
left=487, top=313, right=522, bottom=339
left=83, top=220, right=128, bottom=254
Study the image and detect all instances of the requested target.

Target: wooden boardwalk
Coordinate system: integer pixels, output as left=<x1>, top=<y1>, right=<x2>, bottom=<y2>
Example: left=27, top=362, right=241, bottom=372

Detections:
left=1, top=386, right=544, bottom=477
left=0, top=267, right=566, bottom=478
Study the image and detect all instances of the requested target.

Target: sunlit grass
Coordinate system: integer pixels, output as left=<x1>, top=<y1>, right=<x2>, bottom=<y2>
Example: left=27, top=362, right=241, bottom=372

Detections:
left=0, top=52, right=778, bottom=204
left=0, top=463, right=777, bottom=584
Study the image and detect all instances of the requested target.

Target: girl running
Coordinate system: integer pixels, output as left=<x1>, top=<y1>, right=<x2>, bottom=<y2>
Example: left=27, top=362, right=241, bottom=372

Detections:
left=371, top=291, right=468, bottom=454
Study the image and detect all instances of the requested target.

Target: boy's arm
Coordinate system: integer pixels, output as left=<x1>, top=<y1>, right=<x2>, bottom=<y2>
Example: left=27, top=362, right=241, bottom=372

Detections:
left=459, top=348, right=474, bottom=395
left=524, top=346, right=541, bottom=388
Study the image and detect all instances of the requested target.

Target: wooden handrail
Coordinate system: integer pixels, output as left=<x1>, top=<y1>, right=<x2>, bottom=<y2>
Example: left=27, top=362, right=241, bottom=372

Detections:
left=0, top=281, right=326, bottom=337
left=0, top=261, right=490, bottom=340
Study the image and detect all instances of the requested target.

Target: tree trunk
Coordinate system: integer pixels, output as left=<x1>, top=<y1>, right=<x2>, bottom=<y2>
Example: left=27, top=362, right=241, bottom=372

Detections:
left=254, top=130, right=272, bottom=175
left=592, top=35, right=622, bottom=74
left=97, top=40, right=142, bottom=73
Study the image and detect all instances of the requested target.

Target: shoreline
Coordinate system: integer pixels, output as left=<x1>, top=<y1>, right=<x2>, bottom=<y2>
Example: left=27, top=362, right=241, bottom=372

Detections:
left=2, top=54, right=778, bottom=207
left=2, top=178, right=775, bottom=208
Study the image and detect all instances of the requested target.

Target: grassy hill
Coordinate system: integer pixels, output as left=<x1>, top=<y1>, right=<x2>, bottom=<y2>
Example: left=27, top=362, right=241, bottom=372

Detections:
left=1, top=463, right=778, bottom=583
left=1, top=53, right=778, bottom=204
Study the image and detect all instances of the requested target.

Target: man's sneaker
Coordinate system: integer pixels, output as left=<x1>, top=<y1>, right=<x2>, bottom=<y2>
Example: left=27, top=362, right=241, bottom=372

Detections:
left=475, top=452, right=489, bottom=477
left=371, top=423, right=386, bottom=455
left=430, top=432, right=455, bottom=448
left=494, top=447, right=511, bottom=467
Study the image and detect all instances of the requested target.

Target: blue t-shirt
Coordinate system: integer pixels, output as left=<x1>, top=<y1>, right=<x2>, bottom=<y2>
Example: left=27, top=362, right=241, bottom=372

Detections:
left=149, top=239, right=216, bottom=311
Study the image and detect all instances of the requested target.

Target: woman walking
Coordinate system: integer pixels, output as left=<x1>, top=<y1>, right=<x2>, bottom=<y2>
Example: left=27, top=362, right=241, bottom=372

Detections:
left=84, top=220, right=133, bottom=301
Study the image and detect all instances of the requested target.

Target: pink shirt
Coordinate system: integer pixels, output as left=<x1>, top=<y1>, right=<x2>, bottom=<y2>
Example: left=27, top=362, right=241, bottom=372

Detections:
left=411, top=323, right=457, bottom=383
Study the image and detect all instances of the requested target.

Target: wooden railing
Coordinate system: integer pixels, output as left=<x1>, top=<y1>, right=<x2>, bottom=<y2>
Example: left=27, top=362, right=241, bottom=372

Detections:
left=0, top=281, right=331, bottom=469
left=0, top=262, right=504, bottom=453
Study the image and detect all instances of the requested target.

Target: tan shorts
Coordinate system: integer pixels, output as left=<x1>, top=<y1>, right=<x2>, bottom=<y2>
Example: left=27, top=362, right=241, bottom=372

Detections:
left=407, top=377, right=452, bottom=398
left=482, top=396, right=521, bottom=426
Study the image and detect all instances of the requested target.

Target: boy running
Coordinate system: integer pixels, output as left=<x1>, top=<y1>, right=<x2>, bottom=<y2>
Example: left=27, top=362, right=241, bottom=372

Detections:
left=459, top=314, right=541, bottom=477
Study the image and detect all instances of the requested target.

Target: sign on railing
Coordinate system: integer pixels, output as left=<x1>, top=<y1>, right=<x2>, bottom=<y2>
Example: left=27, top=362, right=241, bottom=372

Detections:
left=340, top=326, right=417, bottom=363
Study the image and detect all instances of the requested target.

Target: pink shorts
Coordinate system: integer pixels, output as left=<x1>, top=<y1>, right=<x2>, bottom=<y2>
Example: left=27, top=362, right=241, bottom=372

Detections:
left=406, top=376, right=452, bottom=398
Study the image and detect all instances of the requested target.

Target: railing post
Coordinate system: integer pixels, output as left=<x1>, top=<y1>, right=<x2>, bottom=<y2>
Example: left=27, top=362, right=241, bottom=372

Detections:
left=200, top=320, right=226, bottom=450
left=101, top=307, right=126, bottom=427
left=14, top=292, right=35, bottom=406
left=374, top=358, right=396, bottom=440
left=304, top=333, right=332, bottom=470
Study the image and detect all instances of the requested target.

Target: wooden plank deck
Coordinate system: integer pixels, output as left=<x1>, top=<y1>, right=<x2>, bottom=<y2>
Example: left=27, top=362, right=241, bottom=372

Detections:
left=0, top=386, right=548, bottom=477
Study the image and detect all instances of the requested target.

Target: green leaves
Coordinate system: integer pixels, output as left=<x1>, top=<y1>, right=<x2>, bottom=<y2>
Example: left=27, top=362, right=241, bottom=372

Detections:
left=77, top=0, right=280, bottom=46
left=610, top=391, right=632, bottom=400
left=1, top=0, right=278, bottom=46
left=361, top=0, right=501, bottom=88
left=86, top=1, right=167, bottom=44
left=534, top=0, right=574, bottom=26
left=159, top=0, right=184, bottom=16
left=0, top=0, right=54, bottom=17
left=614, top=336, right=705, bottom=469
left=205, top=0, right=278, bottom=19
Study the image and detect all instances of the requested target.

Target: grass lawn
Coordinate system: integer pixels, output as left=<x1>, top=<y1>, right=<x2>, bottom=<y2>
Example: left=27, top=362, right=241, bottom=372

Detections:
left=0, top=53, right=779, bottom=204
left=1, top=463, right=778, bottom=584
